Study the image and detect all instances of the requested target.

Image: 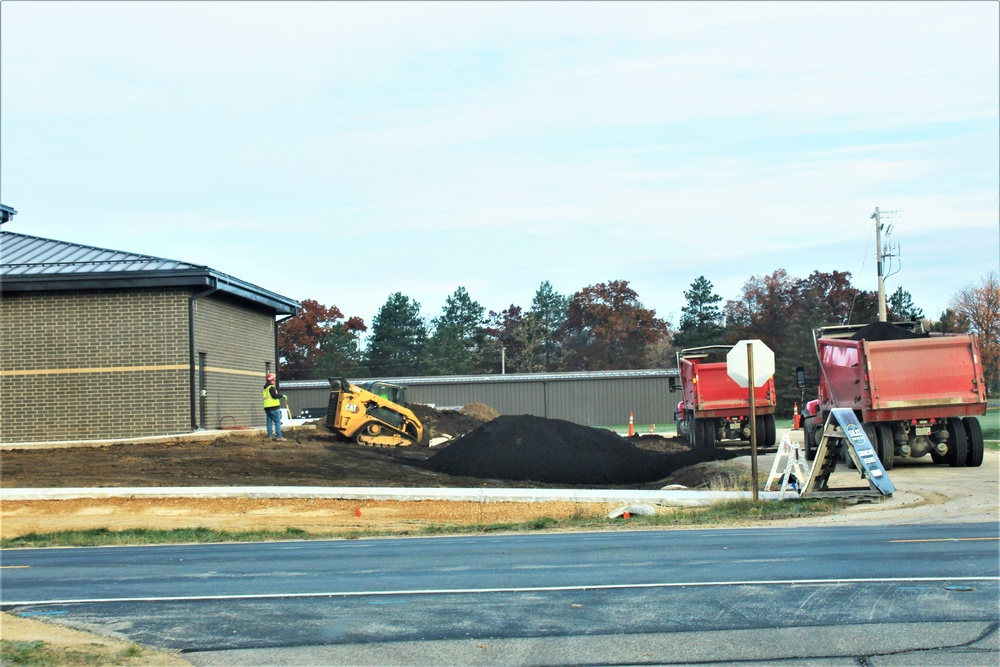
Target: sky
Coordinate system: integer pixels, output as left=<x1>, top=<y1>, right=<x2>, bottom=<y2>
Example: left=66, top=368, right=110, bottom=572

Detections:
left=2, top=1, right=998, bottom=345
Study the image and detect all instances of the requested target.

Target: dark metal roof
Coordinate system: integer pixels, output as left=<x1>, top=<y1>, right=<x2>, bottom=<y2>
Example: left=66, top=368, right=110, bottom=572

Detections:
left=0, top=231, right=299, bottom=315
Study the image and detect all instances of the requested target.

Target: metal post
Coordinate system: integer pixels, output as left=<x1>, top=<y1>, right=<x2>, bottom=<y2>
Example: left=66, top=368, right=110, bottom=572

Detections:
left=501, top=346, right=506, bottom=375
left=748, top=342, right=759, bottom=501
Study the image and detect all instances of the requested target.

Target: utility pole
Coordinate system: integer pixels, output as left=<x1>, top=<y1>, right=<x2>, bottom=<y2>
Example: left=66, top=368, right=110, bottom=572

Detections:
left=872, top=207, right=887, bottom=322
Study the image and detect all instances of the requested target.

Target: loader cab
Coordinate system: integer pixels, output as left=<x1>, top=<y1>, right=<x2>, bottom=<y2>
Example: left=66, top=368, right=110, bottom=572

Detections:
left=356, top=381, right=407, bottom=405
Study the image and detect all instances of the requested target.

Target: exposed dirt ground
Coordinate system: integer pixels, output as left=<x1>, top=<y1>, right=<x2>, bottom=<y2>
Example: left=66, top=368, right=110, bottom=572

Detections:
left=2, top=404, right=997, bottom=539
left=3, top=406, right=997, bottom=667
left=0, top=405, right=750, bottom=539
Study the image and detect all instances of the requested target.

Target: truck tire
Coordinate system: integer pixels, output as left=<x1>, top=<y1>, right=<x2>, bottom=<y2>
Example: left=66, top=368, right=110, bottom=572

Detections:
left=875, top=423, right=894, bottom=471
left=686, top=412, right=697, bottom=446
left=802, top=422, right=816, bottom=461
left=763, top=414, right=776, bottom=448
left=946, top=417, right=968, bottom=467
left=963, top=417, right=984, bottom=467
left=699, top=418, right=717, bottom=449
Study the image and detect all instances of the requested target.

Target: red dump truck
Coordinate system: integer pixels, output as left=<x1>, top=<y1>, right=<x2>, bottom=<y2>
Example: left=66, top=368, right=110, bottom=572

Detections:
left=672, top=345, right=778, bottom=449
left=797, top=322, right=987, bottom=469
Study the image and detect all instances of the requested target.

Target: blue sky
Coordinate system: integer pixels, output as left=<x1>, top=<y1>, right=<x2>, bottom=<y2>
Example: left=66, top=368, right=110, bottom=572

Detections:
left=2, top=1, right=998, bottom=342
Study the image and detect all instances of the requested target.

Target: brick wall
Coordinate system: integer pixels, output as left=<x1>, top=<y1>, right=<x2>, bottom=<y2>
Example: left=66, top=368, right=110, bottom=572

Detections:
left=192, top=296, right=278, bottom=430
left=0, top=288, right=280, bottom=443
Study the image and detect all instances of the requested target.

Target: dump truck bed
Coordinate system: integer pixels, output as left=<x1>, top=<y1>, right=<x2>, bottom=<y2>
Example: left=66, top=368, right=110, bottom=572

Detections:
left=682, top=361, right=776, bottom=418
left=818, top=334, right=986, bottom=422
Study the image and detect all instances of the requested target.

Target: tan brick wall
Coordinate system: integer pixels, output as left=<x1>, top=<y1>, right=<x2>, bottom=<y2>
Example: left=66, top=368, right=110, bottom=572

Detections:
left=0, top=288, right=280, bottom=443
left=192, top=296, right=278, bottom=430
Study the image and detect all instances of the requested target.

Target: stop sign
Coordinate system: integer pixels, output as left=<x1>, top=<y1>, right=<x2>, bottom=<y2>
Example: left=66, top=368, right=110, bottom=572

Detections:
left=726, top=339, right=775, bottom=388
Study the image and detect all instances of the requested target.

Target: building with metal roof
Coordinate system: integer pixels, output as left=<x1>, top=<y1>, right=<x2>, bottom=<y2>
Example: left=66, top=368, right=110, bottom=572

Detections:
left=1, top=222, right=300, bottom=443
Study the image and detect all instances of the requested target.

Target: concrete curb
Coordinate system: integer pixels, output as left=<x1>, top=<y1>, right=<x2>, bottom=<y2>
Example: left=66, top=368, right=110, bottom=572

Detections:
left=0, top=486, right=792, bottom=506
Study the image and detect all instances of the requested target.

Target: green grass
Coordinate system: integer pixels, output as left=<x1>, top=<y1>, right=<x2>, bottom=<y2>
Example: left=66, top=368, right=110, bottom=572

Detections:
left=978, top=407, right=1000, bottom=446
left=0, top=639, right=145, bottom=666
left=1, top=526, right=310, bottom=549
left=1, top=500, right=845, bottom=549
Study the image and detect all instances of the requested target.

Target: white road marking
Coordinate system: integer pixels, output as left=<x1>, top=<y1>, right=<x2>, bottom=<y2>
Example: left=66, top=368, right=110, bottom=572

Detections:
left=4, top=576, right=996, bottom=607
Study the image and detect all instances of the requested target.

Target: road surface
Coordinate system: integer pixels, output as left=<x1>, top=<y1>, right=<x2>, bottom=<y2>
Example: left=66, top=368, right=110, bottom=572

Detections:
left=3, top=522, right=998, bottom=665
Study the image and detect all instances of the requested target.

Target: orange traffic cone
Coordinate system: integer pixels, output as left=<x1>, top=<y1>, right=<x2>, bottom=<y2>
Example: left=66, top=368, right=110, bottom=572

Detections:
left=628, top=411, right=634, bottom=437
left=649, top=424, right=654, bottom=435
left=355, top=507, right=362, bottom=517
left=793, top=402, right=801, bottom=430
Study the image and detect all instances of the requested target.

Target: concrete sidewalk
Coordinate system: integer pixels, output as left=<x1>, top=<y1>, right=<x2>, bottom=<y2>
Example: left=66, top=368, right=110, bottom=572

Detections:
left=0, top=486, right=790, bottom=506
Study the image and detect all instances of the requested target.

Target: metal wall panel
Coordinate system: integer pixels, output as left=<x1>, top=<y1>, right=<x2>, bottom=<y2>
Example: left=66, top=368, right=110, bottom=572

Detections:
left=283, top=386, right=332, bottom=416
left=282, top=371, right=682, bottom=427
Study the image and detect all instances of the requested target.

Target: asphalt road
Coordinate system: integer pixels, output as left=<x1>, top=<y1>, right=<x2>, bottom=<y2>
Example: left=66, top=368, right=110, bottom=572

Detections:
left=3, top=522, right=998, bottom=666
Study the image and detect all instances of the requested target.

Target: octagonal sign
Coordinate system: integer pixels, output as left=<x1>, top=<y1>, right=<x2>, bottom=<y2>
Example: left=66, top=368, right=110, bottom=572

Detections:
left=726, top=339, right=775, bottom=388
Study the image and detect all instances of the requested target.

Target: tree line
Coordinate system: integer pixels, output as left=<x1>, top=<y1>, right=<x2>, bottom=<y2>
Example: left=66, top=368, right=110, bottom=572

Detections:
left=278, top=270, right=999, bottom=415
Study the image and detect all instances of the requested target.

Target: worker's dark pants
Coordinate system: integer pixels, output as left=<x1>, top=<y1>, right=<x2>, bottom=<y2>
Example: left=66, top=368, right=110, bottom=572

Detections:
left=265, top=407, right=283, bottom=439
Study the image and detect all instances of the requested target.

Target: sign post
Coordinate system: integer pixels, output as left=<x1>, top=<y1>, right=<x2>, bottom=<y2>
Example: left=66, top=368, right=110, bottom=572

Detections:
left=726, top=340, right=775, bottom=502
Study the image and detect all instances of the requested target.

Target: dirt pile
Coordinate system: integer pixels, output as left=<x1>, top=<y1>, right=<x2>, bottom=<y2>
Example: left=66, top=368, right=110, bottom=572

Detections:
left=408, top=402, right=499, bottom=442
left=421, top=415, right=737, bottom=486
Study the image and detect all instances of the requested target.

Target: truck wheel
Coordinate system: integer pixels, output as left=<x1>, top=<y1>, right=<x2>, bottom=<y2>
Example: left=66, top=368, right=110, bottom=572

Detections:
left=802, top=423, right=816, bottom=461
left=963, top=417, right=984, bottom=467
left=686, top=413, right=697, bottom=446
left=875, top=423, right=894, bottom=471
left=698, top=419, right=717, bottom=449
left=946, top=417, right=968, bottom=467
left=763, top=414, right=776, bottom=448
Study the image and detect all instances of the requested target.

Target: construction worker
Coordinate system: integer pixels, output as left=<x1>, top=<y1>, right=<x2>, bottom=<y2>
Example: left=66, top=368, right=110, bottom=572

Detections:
left=263, top=373, right=284, bottom=440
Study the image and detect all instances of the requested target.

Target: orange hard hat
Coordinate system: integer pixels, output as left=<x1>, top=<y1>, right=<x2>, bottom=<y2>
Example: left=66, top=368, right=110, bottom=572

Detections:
left=266, top=374, right=276, bottom=382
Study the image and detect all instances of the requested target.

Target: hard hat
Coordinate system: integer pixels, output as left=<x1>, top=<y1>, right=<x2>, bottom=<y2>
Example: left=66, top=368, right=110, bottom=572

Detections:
left=266, top=374, right=276, bottom=382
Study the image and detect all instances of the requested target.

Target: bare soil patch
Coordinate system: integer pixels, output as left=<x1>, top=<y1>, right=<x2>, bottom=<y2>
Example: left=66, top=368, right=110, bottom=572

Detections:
left=0, top=406, right=745, bottom=539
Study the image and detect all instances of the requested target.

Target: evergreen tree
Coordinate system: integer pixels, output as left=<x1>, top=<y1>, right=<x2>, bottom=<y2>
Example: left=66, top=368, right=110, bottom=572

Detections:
left=930, top=308, right=970, bottom=334
left=528, top=281, right=569, bottom=371
left=426, top=287, right=486, bottom=375
left=888, top=287, right=925, bottom=322
left=674, top=276, right=724, bottom=349
left=364, top=293, right=428, bottom=376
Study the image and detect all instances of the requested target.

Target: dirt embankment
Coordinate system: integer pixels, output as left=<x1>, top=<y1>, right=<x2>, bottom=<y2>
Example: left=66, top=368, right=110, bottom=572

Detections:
left=0, top=403, right=735, bottom=491
left=0, top=403, right=749, bottom=539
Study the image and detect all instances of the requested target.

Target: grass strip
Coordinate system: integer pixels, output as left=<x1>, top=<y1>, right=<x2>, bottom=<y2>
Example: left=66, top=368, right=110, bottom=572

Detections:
left=1, top=639, right=144, bottom=666
left=1, top=499, right=843, bottom=549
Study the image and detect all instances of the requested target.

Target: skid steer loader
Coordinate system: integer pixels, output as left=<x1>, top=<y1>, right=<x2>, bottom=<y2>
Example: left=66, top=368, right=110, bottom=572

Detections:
left=325, top=377, right=427, bottom=447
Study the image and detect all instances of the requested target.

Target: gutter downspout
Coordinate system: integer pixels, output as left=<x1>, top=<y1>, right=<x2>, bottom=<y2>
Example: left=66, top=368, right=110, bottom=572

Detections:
left=189, top=278, right=220, bottom=430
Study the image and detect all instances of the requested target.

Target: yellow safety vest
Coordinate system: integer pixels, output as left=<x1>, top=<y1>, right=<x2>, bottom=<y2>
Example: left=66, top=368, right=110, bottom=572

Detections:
left=263, top=385, right=281, bottom=409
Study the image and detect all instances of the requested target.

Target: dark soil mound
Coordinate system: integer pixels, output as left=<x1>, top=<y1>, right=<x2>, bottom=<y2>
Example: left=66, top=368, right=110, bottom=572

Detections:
left=408, top=403, right=496, bottom=442
left=420, top=414, right=737, bottom=486
left=849, top=321, right=924, bottom=341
